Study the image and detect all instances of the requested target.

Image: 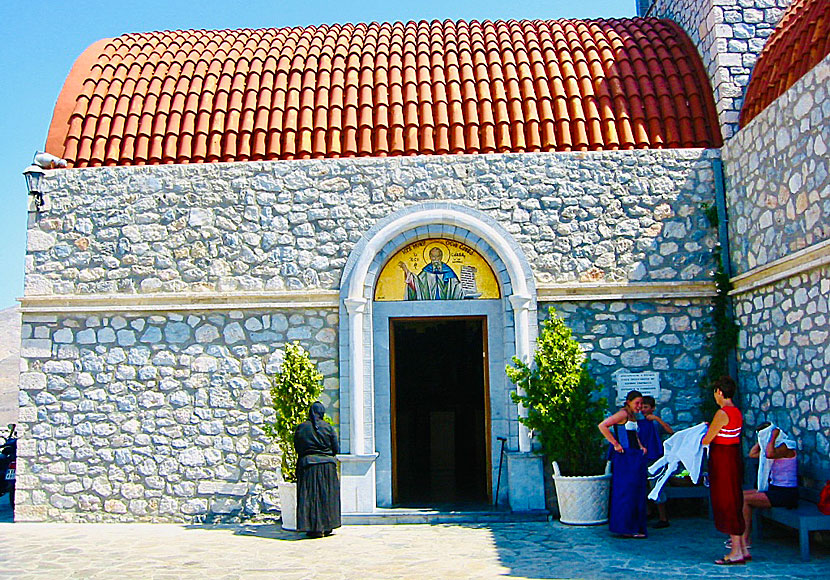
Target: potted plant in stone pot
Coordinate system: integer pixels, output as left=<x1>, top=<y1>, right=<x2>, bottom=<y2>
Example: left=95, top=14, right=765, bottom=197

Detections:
left=507, top=306, right=610, bottom=525
left=264, top=341, right=324, bottom=531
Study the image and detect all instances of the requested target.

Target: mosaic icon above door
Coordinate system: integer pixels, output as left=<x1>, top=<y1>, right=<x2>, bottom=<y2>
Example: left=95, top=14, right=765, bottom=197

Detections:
left=374, top=238, right=501, bottom=301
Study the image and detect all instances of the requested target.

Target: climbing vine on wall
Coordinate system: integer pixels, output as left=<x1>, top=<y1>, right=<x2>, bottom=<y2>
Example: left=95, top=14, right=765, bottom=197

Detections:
left=700, top=202, right=739, bottom=419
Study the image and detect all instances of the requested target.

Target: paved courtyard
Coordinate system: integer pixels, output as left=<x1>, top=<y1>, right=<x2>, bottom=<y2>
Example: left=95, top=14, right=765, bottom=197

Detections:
left=0, top=501, right=827, bottom=579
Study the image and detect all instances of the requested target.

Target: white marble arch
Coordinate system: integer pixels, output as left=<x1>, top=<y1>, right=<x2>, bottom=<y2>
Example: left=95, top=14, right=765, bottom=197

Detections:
left=337, top=202, right=541, bottom=513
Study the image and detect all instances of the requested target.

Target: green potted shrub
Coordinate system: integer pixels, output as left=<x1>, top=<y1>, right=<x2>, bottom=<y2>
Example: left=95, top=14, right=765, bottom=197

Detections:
left=264, top=341, right=324, bottom=530
left=507, top=306, right=610, bottom=524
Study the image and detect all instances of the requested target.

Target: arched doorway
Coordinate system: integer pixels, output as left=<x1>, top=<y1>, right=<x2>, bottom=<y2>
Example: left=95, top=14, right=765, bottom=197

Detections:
left=338, top=203, right=540, bottom=513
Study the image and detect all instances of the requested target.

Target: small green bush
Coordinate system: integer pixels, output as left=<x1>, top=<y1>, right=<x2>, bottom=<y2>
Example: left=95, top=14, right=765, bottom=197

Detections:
left=264, top=341, right=324, bottom=483
left=507, top=307, right=607, bottom=476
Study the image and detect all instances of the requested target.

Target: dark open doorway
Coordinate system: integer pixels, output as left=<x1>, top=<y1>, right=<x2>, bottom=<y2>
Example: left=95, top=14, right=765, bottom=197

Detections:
left=391, top=317, right=490, bottom=507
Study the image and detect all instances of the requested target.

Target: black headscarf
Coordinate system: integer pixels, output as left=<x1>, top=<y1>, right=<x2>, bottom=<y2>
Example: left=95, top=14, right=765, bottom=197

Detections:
left=295, top=400, right=339, bottom=459
left=309, top=401, right=326, bottom=434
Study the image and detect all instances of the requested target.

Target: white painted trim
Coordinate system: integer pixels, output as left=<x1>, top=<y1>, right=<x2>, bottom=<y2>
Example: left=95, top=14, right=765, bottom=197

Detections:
left=537, top=281, right=717, bottom=301
left=19, top=279, right=720, bottom=315
left=18, top=290, right=340, bottom=313
left=344, top=297, right=368, bottom=455
left=729, top=239, right=830, bottom=296
left=337, top=453, right=379, bottom=464
left=342, top=205, right=537, bottom=472
left=509, top=294, right=533, bottom=452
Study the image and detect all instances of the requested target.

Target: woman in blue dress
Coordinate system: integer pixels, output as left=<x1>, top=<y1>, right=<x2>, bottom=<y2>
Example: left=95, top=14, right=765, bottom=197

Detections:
left=599, top=390, right=649, bottom=537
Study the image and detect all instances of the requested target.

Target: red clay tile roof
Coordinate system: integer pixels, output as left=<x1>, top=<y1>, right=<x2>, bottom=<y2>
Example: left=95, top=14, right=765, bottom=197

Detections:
left=46, top=18, right=722, bottom=167
left=741, top=0, right=830, bottom=127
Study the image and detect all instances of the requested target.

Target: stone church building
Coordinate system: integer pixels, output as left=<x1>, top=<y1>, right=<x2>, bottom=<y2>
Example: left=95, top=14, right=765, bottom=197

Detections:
left=16, top=0, right=828, bottom=521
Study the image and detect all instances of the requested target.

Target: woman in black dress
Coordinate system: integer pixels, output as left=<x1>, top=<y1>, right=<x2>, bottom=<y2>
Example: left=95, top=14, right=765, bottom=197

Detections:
left=293, top=401, right=341, bottom=538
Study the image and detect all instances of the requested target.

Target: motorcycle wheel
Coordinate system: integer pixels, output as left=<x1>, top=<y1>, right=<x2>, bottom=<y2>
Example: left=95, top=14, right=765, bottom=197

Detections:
left=8, top=487, right=13, bottom=508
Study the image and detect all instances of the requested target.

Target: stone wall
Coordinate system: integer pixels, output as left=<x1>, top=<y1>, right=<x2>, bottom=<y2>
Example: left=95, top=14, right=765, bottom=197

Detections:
left=645, top=0, right=792, bottom=139
left=22, top=148, right=723, bottom=521
left=723, top=53, right=829, bottom=274
left=733, top=267, right=829, bottom=480
left=15, top=308, right=338, bottom=522
left=723, top=55, right=829, bottom=481
left=550, top=298, right=714, bottom=426
left=28, top=149, right=720, bottom=297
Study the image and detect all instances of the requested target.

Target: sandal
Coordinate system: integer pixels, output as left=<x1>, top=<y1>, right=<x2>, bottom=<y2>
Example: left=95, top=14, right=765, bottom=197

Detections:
left=715, top=556, right=745, bottom=566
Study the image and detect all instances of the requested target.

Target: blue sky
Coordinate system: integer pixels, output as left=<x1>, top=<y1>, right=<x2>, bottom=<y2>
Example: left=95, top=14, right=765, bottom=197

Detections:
left=0, top=0, right=634, bottom=309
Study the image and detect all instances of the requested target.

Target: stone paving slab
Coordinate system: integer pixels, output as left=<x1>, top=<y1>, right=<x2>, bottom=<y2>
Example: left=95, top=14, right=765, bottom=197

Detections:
left=0, top=501, right=827, bottom=579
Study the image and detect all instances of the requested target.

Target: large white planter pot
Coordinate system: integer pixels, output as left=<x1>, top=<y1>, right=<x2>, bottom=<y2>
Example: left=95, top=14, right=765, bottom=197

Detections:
left=278, top=482, right=297, bottom=531
left=552, top=461, right=611, bottom=525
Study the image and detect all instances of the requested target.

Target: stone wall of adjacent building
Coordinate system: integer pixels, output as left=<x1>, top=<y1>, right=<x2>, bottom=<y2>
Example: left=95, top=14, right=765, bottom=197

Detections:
left=644, top=0, right=792, bottom=139
left=723, top=53, right=829, bottom=274
left=733, top=267, right=829, bottom=481
left=723, top=54, right=829, bottom=481
left=28, top=149, right=721, bottom=297
left=15, top=308, right=338, bottom=522
left=549, top=298, right=714, bottom=426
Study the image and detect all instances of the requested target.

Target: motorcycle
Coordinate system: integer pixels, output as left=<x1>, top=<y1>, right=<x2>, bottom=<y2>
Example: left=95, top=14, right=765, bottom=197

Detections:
left=0, top=423, right=17, bottom=508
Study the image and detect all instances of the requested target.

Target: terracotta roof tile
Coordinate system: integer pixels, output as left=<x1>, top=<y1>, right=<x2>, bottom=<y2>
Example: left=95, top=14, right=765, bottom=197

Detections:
left=741, top=0, right=829, bottom=127
left=46, top=18, right=721, bottom=167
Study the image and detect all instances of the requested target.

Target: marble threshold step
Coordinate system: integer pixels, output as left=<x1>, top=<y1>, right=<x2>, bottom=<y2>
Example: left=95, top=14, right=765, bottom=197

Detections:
left=342, top=508, right=550, bottom=525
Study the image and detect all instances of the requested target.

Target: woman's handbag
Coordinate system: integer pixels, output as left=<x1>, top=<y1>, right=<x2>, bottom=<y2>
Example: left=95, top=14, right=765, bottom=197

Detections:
left=818, top=481, right=830, bottom=515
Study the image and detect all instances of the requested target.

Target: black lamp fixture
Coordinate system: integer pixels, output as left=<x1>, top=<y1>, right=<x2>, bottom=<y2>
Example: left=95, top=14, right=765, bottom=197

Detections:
left=23, top=163, right=46, bottom=212
left=23, top=152, right=67, bottom=212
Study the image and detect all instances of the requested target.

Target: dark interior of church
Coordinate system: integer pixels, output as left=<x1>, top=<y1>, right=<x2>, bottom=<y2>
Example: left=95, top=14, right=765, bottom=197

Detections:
left=392, top=317, right=489, bottom=507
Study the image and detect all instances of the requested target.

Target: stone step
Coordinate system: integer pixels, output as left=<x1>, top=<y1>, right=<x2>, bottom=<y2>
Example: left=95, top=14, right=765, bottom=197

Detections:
left=342, top=508, right=550, bottom=525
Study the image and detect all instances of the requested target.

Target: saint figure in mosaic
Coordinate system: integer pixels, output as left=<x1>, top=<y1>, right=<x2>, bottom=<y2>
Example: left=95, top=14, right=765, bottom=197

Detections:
left=398, top=247, right=465, bottom=300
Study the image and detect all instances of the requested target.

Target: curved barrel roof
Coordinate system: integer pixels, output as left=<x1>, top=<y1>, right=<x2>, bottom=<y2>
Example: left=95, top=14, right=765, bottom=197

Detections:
left=46, top=18, right=722, bottom=167
left=741, top=0, right=829, bottom=127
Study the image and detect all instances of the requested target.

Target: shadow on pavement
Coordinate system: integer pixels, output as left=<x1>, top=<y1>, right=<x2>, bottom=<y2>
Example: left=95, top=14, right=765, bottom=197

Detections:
left=455, top=515, right=830, bottom=579
left=0, top=496, right=13, bottom=523
left=182, top=521, right=308, bottom=541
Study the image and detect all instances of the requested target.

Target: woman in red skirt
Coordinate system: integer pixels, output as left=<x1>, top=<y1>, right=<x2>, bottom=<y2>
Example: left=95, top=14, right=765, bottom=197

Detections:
left=702, top=376, right=747, bottom=565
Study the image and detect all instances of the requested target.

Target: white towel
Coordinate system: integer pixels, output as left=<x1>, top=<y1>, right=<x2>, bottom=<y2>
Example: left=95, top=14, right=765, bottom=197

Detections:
left=648, top=423, right=708, bottom=501
left=757, top=424, right=797, bottom=492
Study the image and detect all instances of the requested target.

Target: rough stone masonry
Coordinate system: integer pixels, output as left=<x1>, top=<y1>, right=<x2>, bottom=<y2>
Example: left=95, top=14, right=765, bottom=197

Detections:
left=18, top=148, right=721, bottom=521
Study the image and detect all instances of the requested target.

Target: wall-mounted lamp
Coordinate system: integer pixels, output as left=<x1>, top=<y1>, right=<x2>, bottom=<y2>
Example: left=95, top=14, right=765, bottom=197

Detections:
left=23, top=164, right=45, bottom=212
left=22, top=152, right=67, bottom=213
